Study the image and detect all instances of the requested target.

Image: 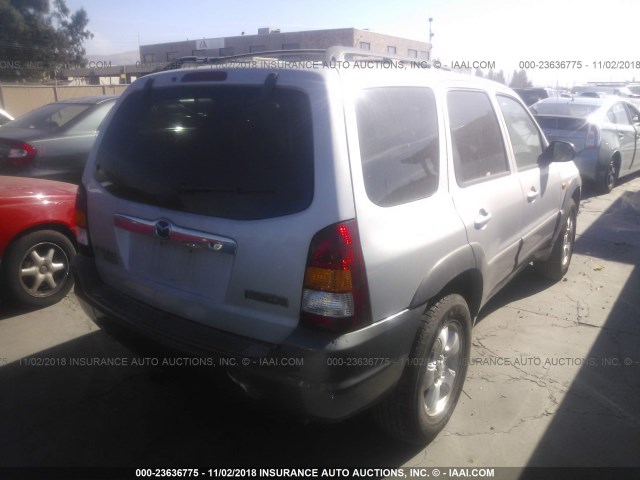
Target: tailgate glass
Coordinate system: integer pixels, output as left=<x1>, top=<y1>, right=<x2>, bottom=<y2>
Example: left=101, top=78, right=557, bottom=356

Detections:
left=95, top=84, right=314, bottom=220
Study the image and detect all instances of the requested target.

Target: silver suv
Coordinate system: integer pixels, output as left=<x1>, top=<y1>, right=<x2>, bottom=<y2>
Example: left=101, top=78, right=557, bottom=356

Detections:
left=72, top=49, right=581, bottom=444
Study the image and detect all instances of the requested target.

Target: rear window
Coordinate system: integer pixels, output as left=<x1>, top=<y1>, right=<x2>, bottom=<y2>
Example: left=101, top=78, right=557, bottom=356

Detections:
left=355, top=87, right=439, bottom=207
left=530, top=102, right=600, bottom=117
left=95, top=84, right=314, bottom=220
left=535, top=116, right=588, bottom=132
left=8, top=103, right=91, bottom=129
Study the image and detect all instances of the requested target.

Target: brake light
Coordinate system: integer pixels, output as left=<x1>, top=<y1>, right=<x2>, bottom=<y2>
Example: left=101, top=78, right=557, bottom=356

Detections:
left=182, top=71, right=227, bottom=82
left=75, top=184, right=93, bottom=255
left=0, top=140, right=36, bottom=167
left=585, top=124, right=601, bottom=149
left=301, top=220, right=371, bottom=332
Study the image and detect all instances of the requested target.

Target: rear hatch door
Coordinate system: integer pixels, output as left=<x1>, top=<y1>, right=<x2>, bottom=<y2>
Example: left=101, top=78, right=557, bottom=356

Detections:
left=85, top=69, right=350, bottom=344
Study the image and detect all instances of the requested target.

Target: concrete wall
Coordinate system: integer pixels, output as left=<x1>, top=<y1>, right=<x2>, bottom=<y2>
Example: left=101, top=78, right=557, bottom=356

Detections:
left=0, top=85, right=127, bottom=117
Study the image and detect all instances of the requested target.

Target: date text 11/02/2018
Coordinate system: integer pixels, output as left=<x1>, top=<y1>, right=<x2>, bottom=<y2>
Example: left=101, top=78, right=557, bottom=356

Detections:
left=518, top=60, right=640, bottom=69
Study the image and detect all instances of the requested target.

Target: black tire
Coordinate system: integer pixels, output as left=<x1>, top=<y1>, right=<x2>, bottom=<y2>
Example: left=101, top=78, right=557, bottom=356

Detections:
left=2, top=230, right=76, bottom=308
left=373, top=294, right=472, bottom=444
left=596, top=157, right=618, bottom=194
left=534, top=199, right=576, bottom=281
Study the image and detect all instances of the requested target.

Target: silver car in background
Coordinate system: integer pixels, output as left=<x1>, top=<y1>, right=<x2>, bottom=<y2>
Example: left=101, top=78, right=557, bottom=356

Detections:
left=531, top=96, right=640, bottom=193
left=0, top=96, right=117, bottom=184
left=512, top=87, right=560, bottom=106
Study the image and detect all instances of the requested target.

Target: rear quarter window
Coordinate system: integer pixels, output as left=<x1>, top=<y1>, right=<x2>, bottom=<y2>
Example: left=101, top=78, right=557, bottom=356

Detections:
left=355, top=87, right=439, bottom=207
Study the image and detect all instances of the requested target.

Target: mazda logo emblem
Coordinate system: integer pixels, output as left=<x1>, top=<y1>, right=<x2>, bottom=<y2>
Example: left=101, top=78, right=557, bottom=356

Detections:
left=155, top=219, right=172, bottom=240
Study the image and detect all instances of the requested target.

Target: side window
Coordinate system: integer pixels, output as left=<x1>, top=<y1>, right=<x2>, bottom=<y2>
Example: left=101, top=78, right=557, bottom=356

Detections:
left=448, top=90, right=509, bottom=185
left=356, top=87, right=439, bottom=207
left=610, top=103, right=631, bottom=125
left=625, top=103, right=640, bottom=123
left=68, top=101, right=115, bottom=133
left=496, top=95, right=545, bottom=170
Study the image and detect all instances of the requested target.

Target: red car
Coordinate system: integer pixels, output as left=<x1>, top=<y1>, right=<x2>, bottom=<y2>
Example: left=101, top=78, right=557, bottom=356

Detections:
left=0, top=176, right=77, bottom=307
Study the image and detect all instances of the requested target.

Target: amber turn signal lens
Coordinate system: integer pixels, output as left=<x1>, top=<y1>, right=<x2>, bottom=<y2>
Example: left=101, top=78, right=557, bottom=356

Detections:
left=304, top=266, right=353, bottom=293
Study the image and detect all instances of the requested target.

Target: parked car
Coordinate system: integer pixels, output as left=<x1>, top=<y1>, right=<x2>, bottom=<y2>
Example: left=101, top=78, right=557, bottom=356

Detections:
left=0, top=176, right=77, bottom=307
left=72, top=49, right=581, bottom=444
left=531, top=96, right=640, bottom=193
left=627, top=84, right=640, bottom=96
left=0, top=108, right=14, bottom=126
left=0, top=96, right=117, bottom=184
left=571, top=85, right=639, bottom=98
left=513, top=87, right=559, bottom=106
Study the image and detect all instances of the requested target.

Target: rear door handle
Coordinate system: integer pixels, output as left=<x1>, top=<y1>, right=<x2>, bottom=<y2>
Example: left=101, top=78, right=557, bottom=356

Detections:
left=474, top=208, right=492, bottom=229
left=527, top=188, right=539, bottom=203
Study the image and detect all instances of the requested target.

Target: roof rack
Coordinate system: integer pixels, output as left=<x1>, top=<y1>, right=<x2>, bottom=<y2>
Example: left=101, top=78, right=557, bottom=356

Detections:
left=161, top=49, right=325, bottom=71
left=160, top=46, right=444, bottom=71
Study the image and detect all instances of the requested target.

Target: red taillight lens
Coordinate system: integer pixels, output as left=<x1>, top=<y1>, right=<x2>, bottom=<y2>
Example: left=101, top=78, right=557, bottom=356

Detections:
left=75, top=184, right=92, bottom=255
left=585, top=124, right=601, bottom=149
left=301, top=220, right=371, bottom=332
left=0, top=140, right=36, bottom=167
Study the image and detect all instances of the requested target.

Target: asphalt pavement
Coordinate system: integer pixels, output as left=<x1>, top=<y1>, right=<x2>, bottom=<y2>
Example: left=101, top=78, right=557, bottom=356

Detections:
left=0, top=175, right=638, bottom=474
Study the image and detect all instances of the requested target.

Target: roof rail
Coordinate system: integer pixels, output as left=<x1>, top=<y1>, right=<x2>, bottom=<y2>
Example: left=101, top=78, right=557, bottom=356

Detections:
left=326, top=46, right=401, bottom=63
left=160, top=46, right=443, bottom=71
left=325, top=46, right=446, bottom=69
left=161, top=50, right=326, bottom=71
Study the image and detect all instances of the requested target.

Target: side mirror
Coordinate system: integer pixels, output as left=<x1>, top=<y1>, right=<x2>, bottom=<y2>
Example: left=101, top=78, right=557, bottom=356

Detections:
left=632, top=114, right=640, bottom=125
left=540, top=141, right=576, bottom=163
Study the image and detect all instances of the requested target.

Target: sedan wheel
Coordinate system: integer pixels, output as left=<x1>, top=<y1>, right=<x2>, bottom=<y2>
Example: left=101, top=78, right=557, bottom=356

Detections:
left=534, top=199, right=576, bottom=281
left=3, top=230, right=76, bottom=307
left=19, top=242, right=69, bottom=297
left=599, top=157, right=618, bottom=194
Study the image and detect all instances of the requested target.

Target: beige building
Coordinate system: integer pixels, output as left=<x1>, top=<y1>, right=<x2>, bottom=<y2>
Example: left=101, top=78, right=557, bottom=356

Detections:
left=139, top=27, right=432, bottom=65
left=60, top=28, right=432, bottom=86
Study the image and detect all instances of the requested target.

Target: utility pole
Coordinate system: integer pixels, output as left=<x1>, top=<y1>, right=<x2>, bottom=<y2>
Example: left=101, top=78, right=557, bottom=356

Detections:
left=428, top=17, right=434, bottom=60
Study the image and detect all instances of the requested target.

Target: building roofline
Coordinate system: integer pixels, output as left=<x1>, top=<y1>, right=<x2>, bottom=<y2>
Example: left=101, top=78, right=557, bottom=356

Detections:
left=140, top=27, right=431, bottom=49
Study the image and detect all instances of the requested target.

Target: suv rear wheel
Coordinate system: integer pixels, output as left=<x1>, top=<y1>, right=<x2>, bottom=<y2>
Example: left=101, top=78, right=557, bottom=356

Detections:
left=373, top=294, right=472, bottom=444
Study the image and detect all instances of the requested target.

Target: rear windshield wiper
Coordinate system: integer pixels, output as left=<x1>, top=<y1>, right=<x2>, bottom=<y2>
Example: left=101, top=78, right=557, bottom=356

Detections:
left=177, top=186, right=276, bottom=195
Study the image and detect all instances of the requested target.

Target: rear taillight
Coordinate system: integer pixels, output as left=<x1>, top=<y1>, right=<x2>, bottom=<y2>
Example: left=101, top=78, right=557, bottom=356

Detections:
left=75, top=184, right=93, bottom=255
left=0, top=140, right=36, bottom=167
left=301, top=220, right=371, bottom=333
left=585, top=124, right=601, bottom=149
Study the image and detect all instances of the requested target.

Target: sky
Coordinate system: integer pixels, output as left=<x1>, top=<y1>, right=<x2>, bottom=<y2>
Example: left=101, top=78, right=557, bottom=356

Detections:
left=65, top=0, right=640, bottom=88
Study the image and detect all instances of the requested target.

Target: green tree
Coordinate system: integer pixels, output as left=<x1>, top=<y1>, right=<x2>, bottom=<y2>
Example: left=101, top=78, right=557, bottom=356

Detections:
left=0, top=0, right=93, bottom=82
left=474, top=68, right=484, bottom=78
left=510, top=69, right=532, bottom=88
left=495, top=70, right=506, bottom=85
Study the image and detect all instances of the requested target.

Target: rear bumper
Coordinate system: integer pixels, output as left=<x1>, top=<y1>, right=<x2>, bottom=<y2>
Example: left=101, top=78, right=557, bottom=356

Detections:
left=574, top=149, right=603, bottom=182
left=72, top=254, right=423, bottom=421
